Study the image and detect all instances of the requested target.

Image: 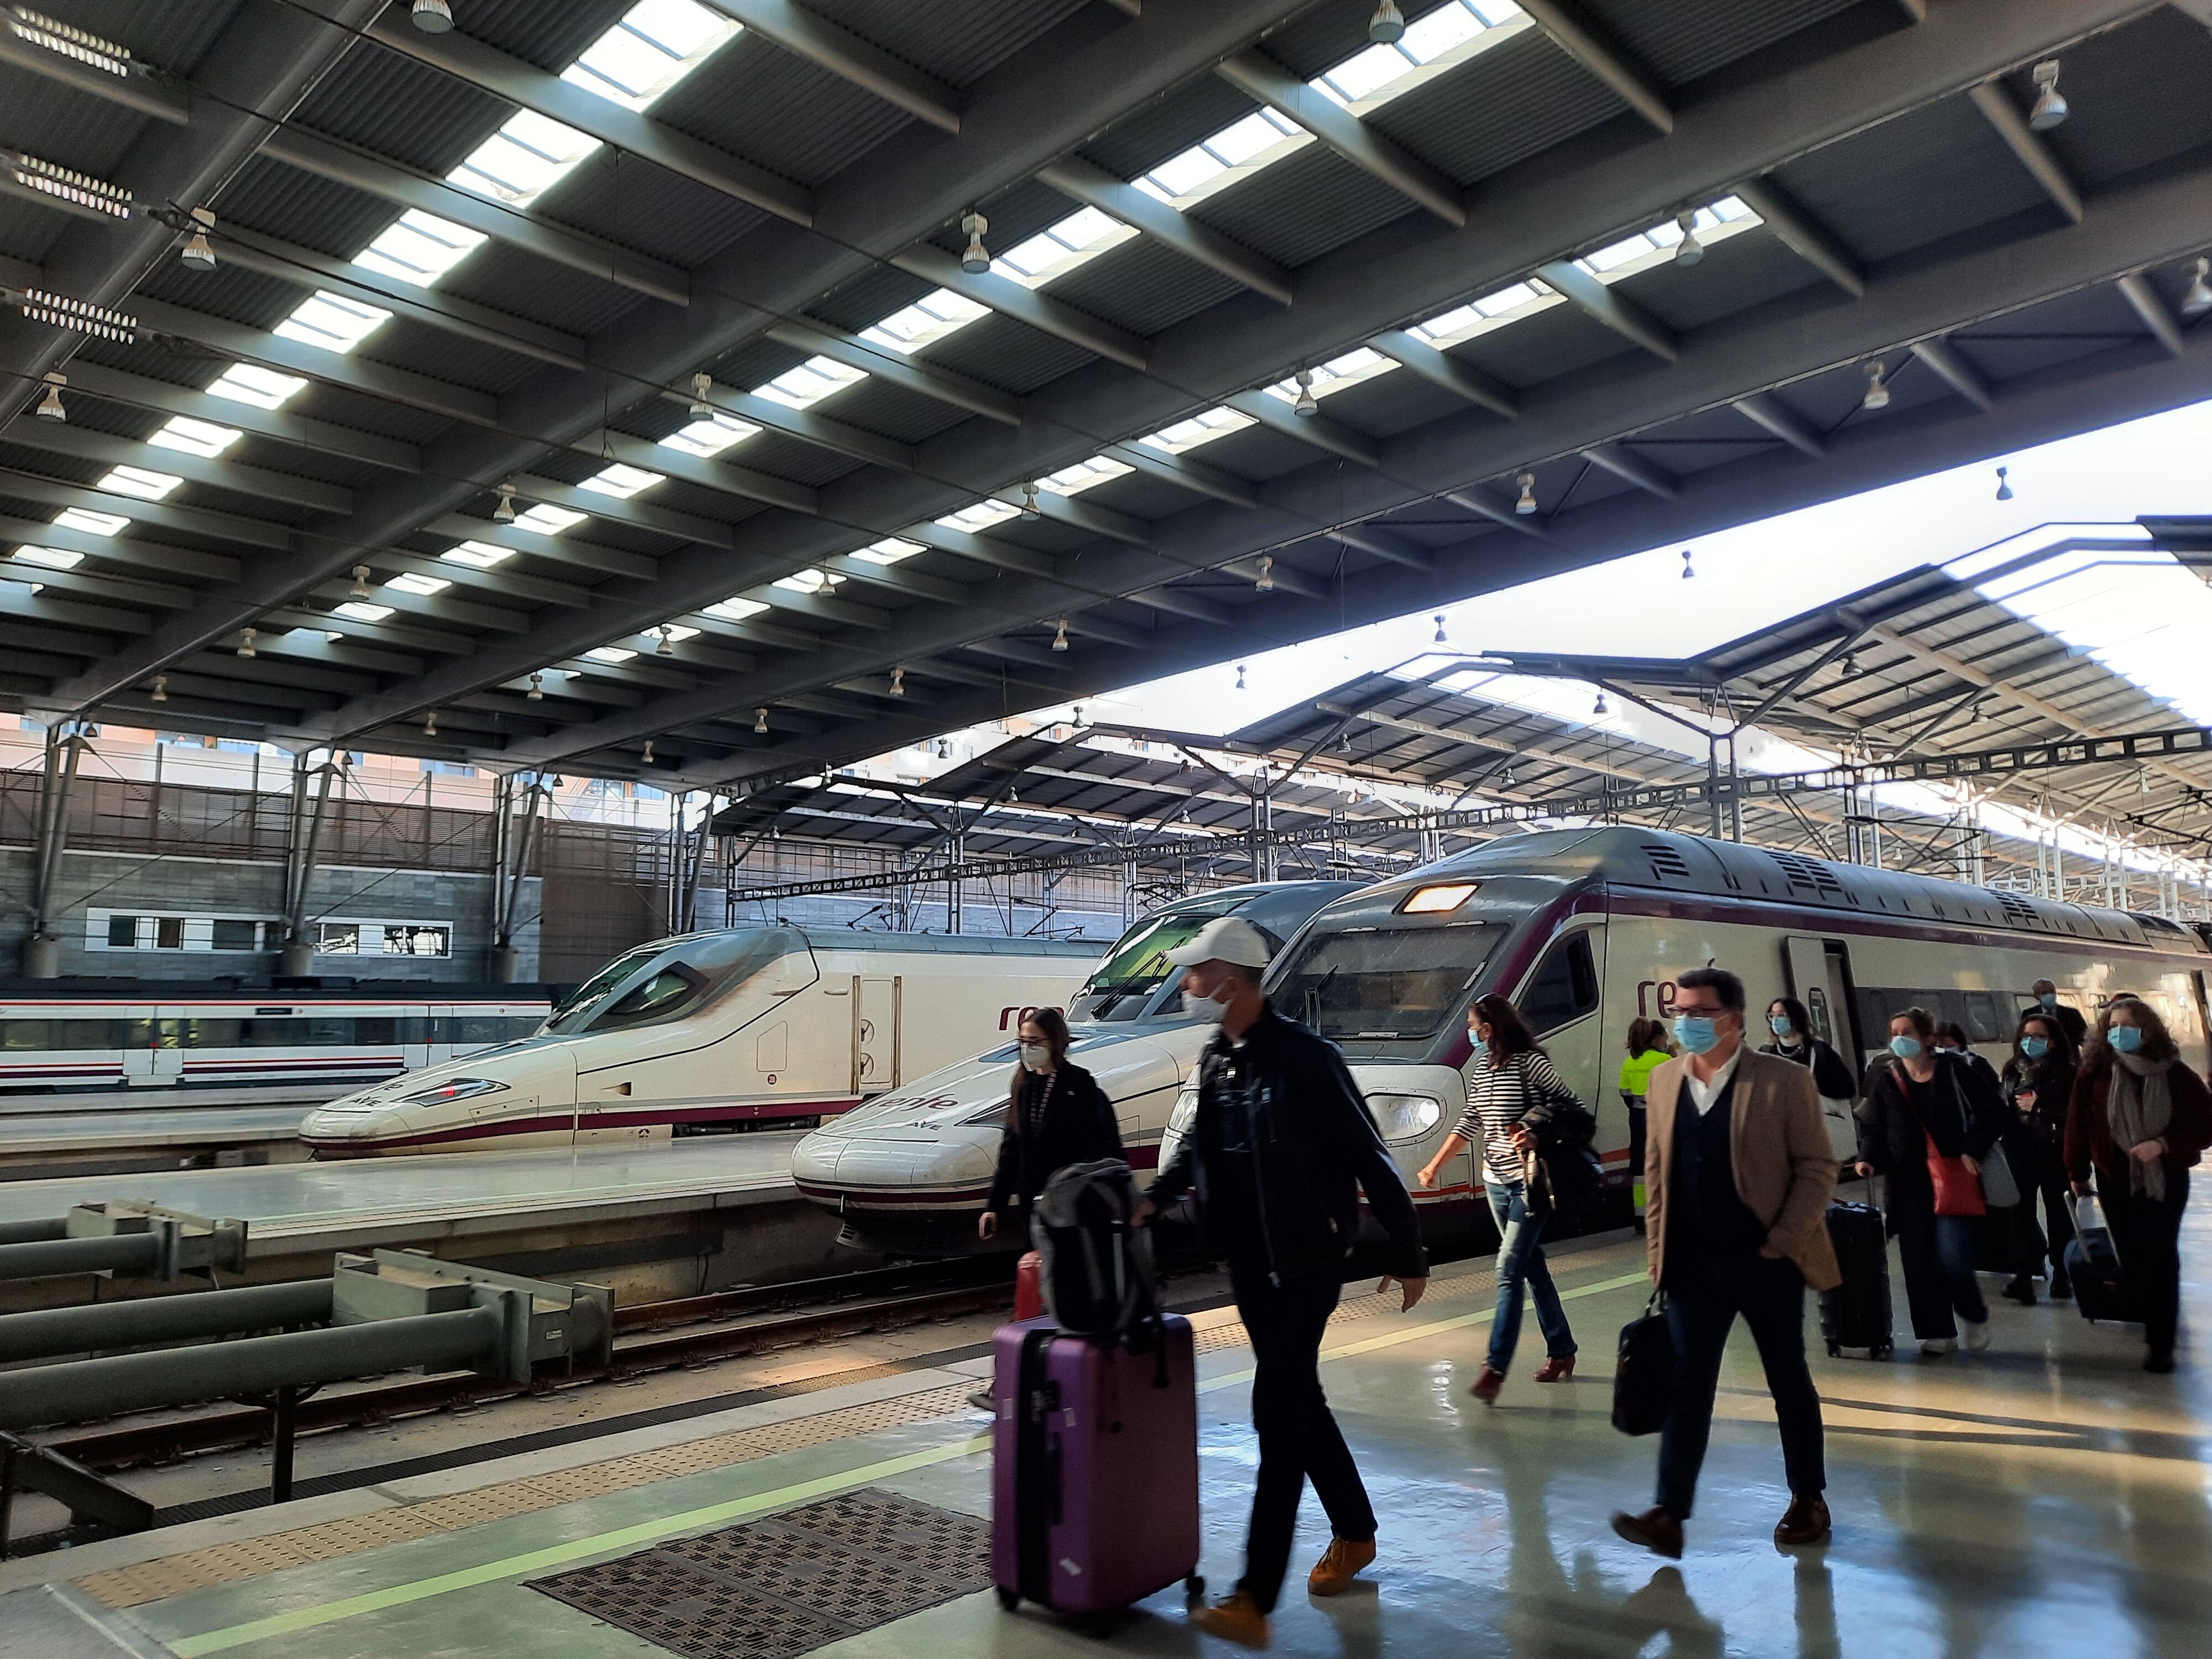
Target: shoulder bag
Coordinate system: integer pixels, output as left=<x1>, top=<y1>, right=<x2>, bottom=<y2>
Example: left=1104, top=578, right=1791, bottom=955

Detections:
left=1894, top=1062, right=1991, bottom=1217
left=1611, top=1290, right=1673, bottom=1436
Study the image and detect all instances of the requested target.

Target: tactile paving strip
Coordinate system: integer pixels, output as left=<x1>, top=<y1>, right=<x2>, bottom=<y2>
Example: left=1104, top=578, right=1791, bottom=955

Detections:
left=529, top=1488, right=991, bottom=1659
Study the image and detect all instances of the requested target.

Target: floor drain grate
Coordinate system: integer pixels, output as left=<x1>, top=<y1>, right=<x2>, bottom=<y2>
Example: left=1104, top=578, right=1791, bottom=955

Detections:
left=529, top=1488, right=992, bottom=1659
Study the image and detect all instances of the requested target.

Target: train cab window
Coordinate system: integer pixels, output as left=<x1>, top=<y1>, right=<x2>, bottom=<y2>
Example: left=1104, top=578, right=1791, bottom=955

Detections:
left=212, top=919, right=258, bottom=952
left=1521, top=933, right=1600, bottom=1034
left=155, top=917, right=185, bottom=950
left=106, top=916, right=138, bottom=948
left=598, top=964, right=706, bottom=1027
left=1272, top=922, right=1507, bottom=1041
left=1070, top=898, right=1251, bottom=1022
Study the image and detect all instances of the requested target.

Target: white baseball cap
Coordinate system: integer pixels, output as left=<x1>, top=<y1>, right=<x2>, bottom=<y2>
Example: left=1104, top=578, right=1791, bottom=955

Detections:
left=1163, top=915, right=1273, bottom=970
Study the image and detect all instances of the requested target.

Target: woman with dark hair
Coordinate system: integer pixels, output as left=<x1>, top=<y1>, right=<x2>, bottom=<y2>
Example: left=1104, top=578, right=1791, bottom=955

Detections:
left=979, top=1008, right=1123, bottom=1244
left=1933, top=1021, right=2001, bottom=1089
left=1416, top=993, right=1595, bottom=1402
left=1999, top=1009, right=2078, bottom=1304
left=1619, top=1017, right=1675, bottom=1232
left=1856, top=1005, right=2005, bottom=1355
left=1758, top=997, right=1858, bottom=1101
left=2066, top=998, right=2212, bottom=1371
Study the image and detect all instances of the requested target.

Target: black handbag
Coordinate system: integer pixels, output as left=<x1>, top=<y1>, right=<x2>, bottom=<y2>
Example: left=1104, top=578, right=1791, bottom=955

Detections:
left=1611, top=1290, right=1673, bottom=1437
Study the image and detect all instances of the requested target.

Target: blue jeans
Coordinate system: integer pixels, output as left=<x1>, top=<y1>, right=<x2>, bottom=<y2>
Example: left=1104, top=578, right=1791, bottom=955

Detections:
left=1486, top=1181, right=1575, bottom=1371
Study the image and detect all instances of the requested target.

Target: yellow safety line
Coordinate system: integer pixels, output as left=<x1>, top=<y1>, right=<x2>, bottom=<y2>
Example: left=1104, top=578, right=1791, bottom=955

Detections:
left=168, top=1266, right=1651, bottom=1657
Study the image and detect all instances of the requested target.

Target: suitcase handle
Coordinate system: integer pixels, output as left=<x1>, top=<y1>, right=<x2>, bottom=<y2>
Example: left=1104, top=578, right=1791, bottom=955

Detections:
left=1045, top=1432, right=1062, bottom=1525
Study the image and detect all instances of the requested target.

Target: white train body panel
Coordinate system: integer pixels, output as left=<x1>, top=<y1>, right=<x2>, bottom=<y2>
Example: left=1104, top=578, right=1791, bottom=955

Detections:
left=299, top=928, right=1094, bottom=1156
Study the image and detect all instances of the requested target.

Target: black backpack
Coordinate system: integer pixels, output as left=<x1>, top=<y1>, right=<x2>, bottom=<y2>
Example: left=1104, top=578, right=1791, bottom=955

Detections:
left=1030, top=1159, right=1162, bottom=1354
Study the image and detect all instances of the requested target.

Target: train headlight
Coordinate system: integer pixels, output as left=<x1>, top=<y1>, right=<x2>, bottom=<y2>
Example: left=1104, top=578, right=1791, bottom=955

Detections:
left=1366, top=1092, right=1441, bottom=1142
left=397, top=1076, right=508, bottom=1105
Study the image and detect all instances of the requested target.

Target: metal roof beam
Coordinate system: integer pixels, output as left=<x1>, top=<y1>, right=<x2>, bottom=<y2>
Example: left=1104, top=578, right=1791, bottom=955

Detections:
left=1968, top=79, right=2083, bottom=223
left=1215, top=51, right=1465, bottom=228
left=1329, top=525, right=1431, bottom=571
left=1534, top=261, right=1678, bottom=360
left=1731, top=177, right=1865, bottom=299
left=765, top=319, right=1021, bottom=425
left=1733, top=393, right=1826, bottom=457
left=1222, top=390, right=1380, bottom=466
left=1367, top=330, right=1518, bottom=418
left=0, top=512, right=237, bottom=583
left=1105, top=441, right=1258, bottom=509
left=64, top=361, right=420, bottom=473
left=0, top=469, right=291, bottom=551
left=1444, top=488, right=1550, bottom=540
left=698, top=0, right=961, bottom=132
left=891, top=246, right=1149, bottom=371
left=1037, top=158, right=1293, bottom=304
left=1582, top=442, right=1678, bottom=499
left=5, top=419, right=351, bottom=515
left=1513, top=0, right=1673, bottom=134
left=579, top=429, right=816, bottom=517
left=2116, top=273, right=2186, bottom=357
left=661, top=387, right=913, bottom=473
left=1911, top=337, right=1995, bottom=410
left=509, top=473, right=738, bottom=550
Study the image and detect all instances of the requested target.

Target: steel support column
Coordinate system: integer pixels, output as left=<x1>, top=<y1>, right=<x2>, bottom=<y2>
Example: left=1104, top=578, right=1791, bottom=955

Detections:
left=279, top=755, right=340, bottom=976
left=22, top=727, right=86, bottom=979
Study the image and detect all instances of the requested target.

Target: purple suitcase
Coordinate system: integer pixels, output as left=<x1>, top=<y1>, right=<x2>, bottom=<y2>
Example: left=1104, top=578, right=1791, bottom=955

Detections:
left=990, top=1313, right=1203, bottom=1618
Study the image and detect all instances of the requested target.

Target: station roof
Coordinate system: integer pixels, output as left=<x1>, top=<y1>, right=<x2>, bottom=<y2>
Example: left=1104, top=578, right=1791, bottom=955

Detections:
left=6, top=1, right=2212, bottom=791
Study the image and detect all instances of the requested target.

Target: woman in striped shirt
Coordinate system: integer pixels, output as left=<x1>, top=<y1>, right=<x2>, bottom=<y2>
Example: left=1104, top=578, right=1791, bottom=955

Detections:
left=1417, top=994, right=1591, bottom=1403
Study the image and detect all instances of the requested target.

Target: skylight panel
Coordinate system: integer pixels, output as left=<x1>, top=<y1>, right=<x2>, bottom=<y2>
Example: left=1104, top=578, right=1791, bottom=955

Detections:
left=1410, top=281, right=1553, bottom=350
left=1140, top=406, right=1255, bottom=453
left=757, top=355, right=867, bottom=410
left=704, top=596, right=769, bottom=622
left=1135, top=108, right=1301, bottom=204
left=656, top=623, right=700, bottom=642
left=55, top=506, right=129, bottom=535
left=147, top=415, right=242, bottom=459
left=857, top=288, right=990, bottom=356
left=12, top=545, right=82, bottom=570
left=581, top=462, right=665, bottom=499
left=994, top=207, right=1134, bottom=288
left=586, top=644, right=639, bottom=664
left=1403, top=2, right=1489, bottom=61
left=386, top=571, right=451, bottom=596
left=207, top=363, right=306, bottom=409
left=441, top=540, right=516, bottom=569
left=1265, top=346, right=1394, bottom=404
left=658, top=412, right=759, bottom=457
left=1574, top=200, right=1764, bottom=280
left=774, top=568, right=846, bottom=594
left=852, top=536, right=922, bottom=565
left=273, top=291, right=391, bottom=354
left=512, top=503, right=587, bottom=536
left=1318, top=41, right=1416, bottom=103
left=98, top=464, right=182, bottom=501
left=1313, top=1, right=1519, bottom=105
left=353, top=209, right=486, bottom=288
left=936, top=500, right=1021, bottom=533
left=1040, top=455, right=1133, bottom=496
left=448, top=109, right=601, bottom=210
left=561, top=0, right=737, bottom=112
left=334, top=600, right=394, bottom=622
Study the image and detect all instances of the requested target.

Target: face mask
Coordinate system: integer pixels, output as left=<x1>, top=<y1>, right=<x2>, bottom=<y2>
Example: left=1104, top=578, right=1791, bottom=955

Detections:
left=1673, top=1015, right=1719, bottom=1055
left=1768, top=1014, right=1793, bottom=1037
left=2021, top=1036, right=2049, bottom=1060
left=1469, top=1034, right=1489, bottom=1060
left=1018, top=1041, right=1051, bottom=1073
left=1889, top=1035, right=1922, bottom=1060
left=2109, top=1025, right=2144, bottom=1055
left=1183, top=988, right=1234, bottom=1023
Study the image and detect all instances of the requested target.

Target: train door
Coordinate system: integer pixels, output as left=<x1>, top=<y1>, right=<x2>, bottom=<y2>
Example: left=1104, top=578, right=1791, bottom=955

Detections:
left=1783, top=936, right=1860, bottom=1160
left=855, top=976, right=900, bottom=1095
left=145, top=1009, right=186, bottom=1085
left=1520, top=927, right=1604, bottom=1114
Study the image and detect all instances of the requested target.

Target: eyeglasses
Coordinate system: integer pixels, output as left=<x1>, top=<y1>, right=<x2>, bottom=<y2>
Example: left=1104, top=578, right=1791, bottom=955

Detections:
left=1674, top=1003, right=1726, bottom=1018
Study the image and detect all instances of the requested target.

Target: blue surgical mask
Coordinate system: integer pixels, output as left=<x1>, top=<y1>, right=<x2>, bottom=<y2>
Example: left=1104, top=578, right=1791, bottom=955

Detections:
left=1889, top=1035, right=1922, bottom=1060
left=2021, top=1036, right=2050, bottom=1060
left=1768, top=1014, right=1793, bottom=1037
left=2109, top=1025, right=2144, bottom=1055
left=1468, top=1034, right=1489, bottom=1059
left=1673, top=1015, right=1719, bottom=1055
left=2039, top=992, right=2058, bottom=1010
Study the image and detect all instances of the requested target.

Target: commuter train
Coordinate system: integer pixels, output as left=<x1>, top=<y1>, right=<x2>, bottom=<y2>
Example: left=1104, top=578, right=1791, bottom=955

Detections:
left=790, top=880, right=1363, bottom=1251
left=298, top=927, right=1098, bottom=1156
left=0, top=983, right=550, bottom=1095
left=791, top=828, right=2211, bottom=1253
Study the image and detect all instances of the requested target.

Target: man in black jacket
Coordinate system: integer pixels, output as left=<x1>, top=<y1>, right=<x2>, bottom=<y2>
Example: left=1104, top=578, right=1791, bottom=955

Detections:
left=1135, top=916, right=1428, bottom=1648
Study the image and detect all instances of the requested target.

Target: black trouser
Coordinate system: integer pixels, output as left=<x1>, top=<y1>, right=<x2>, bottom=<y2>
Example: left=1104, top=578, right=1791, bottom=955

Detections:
left=1892, top=1187, right=1988, bottom=1340
left=2105, top=1171, right=2188, bottom=1355
left=1626, top=1104, right=1648, bottom=1217
left=1228, top=1259, right=1373, bottom=1613
left=2008, top=1154, right=2075, bottom=1289
left=1656, top=1250, right=1825, bottom=1519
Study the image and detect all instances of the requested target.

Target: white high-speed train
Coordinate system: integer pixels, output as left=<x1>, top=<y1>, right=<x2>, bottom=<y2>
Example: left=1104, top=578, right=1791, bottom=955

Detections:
left=792, top=828, right=2212, bottom=1253
left=298, top=927, right=1097, bottom=1156
left=791, top=880, right=1362, bottom=1250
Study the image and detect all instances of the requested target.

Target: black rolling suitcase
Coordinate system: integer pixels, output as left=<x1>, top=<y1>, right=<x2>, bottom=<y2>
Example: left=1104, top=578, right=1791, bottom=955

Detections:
left=2063, top=1194, right=2135, bottom=1324
left=1819, top=1180, right=1893, bottom=1360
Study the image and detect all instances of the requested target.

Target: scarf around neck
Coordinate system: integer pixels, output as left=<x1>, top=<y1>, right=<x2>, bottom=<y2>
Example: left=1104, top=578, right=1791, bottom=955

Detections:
left=2107, top=1049, right=2173, bottom=1201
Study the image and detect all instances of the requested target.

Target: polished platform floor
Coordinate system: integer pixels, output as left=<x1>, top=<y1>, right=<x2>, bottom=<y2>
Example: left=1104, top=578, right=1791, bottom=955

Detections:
left=0, top=1131, right=806, bottom=1234
left=6, top=1211, right=2206, bottom=1658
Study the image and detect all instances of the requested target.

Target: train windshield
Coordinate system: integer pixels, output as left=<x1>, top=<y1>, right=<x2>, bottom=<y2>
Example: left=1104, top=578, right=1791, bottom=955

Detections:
left=1270, top=922, right=1506, bottom=1041
left=1070, top=896, right=1260, bottom=1022
left=544, top=929, right=808, bottom=1034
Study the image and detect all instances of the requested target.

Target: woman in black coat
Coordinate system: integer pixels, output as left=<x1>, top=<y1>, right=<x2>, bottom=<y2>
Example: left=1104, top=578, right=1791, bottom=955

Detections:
left=1855, top=1005, right=2006, bottom=1355
left=978, top=1007, right=1123, bottom=1243
left=1759, top=995, right=1858, bottom=1099
left=1997, top=1009, right=2078, bottom=1305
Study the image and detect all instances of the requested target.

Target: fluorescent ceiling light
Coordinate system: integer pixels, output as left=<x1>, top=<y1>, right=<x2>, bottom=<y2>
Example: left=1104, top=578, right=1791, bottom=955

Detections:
left=561, top=0, right=737, bottom=112
left=334, top=600, right=395, bottom=622
left=441, top=540, right=515, bottom=568
left=704, top=596, right=768, bottom=621
left=448, top=108, right=601, bottom=210
left=935, top=500, right=1021, bottom=533
left=512, top=503, right=587, bottom=536
left=858, top=288, right=990, bottom=355
left=580, top=462, right=665, bottom=499
left=1039, top=455, right=1134, bottom=495
left=54, top=506, right=131, bottom=535
left=852, top=536, right=922, bottom=565
left=1139, top=406, right=1255, bottom=454
left=207, top=363, right=307, bottom=409
left=147, top=415, right=243, bottom=458
left=273, top=291, right=392, bottom=353
left=585, top=644, right=638, bottom=663
left=658, top=412, right=758, bottom=457
left=353, top=208, right=487, bottom=287
left=97, top=464, right=183, bottom=501
left=385, top=571, right=451, bottom=596
left=12, top=545, right=83, bottom=570
left=758, top=355, right=867, bottom=410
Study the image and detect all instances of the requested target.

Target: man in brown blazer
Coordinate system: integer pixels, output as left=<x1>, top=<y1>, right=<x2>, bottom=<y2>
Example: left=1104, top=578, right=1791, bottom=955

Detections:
left=1612, top=966, right=1840, bottom=1559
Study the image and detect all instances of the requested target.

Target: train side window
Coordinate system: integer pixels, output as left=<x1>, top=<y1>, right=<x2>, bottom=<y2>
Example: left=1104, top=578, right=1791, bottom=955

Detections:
left=1963, top=991, right=2004, bottom=1044
left=106, top=916, right=138, bottom=948
left=0, top=1021, right=53, bottom=1051
left=1522, top=933, right=1599, bottom=1034
left=212, top=919, right=258, bottom=952
left=155, top=917, right=185, bottom=950
left=353, top=1018, right=398, bottom=1045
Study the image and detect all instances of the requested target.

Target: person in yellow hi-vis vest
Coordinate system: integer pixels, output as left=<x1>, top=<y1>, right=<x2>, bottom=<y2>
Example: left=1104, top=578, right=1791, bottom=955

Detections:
left=1619, top=1018, right=1677, bottom=1232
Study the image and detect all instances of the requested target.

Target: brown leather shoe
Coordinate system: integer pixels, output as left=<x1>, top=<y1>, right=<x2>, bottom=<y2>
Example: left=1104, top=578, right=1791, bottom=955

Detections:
left=1533, top=1354, right=1575, bottom=1383
left=1190, top=1589, right=1271, bottom=1648
left=1469, top=1364, right=1506, bottom=1404
left=1611, top=1506, right=1684, bottom=1558
left=1307, top=1536, right=1376, bottom=1597
left=1775, top=1495, right=1832, bottom=1547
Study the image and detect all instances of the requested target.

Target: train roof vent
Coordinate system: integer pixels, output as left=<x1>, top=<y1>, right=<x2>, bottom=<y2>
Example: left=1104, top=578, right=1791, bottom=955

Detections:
left=1765, top=852, right=1847, bottom=901
left=1641, top=843, right=1693, bottom=884
left=1996, top=893, right=2042, bottom=930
